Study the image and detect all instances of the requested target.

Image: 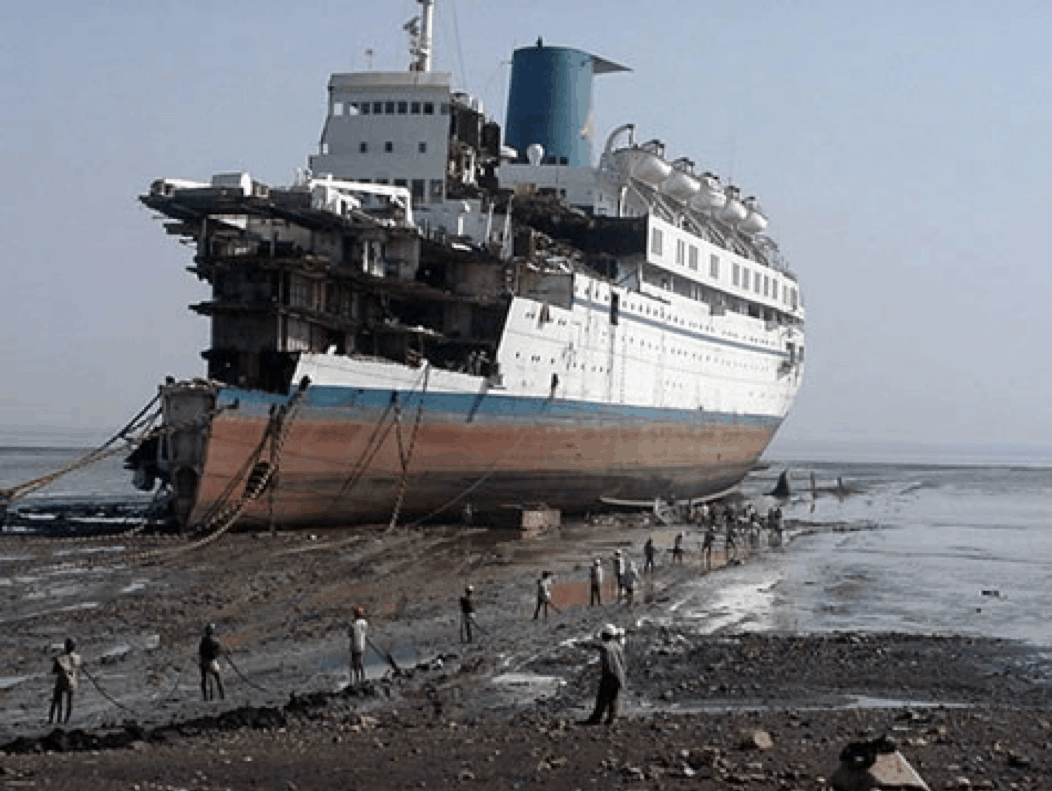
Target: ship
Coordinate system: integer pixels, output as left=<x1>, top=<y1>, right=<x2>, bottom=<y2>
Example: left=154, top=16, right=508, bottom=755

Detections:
left=130, top=0, right=805, bottom=531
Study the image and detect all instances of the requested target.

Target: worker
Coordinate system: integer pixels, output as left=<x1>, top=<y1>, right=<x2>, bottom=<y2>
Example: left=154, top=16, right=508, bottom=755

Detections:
left=622, top=561, right=639, bottom=606
left=533, top=571, right=554, bottom=620
left=583, top=624, right=627, bottom=725
left=48, top=638, right=81, bottom=725
left=349, top=606, right=368, bottom=684
left=643, top=537, right=656, bottom=574
left=612, top=550, right=626, bottom=602
left=702, top=525, right=716, bottom=568
left=459, top=586, right=478, bottom=643
left=198, top=623, right=226, bottom=701
left=589, top=559, right=603, bottom=606
left=672, top=532, right=685, bottom=564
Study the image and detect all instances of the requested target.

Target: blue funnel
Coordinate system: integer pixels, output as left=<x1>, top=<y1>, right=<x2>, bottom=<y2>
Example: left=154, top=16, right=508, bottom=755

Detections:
left=504, top=42, right=628, bottom=168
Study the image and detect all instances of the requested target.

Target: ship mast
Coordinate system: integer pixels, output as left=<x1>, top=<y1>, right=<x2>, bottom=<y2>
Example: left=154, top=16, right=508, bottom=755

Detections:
left=406, top=0, right=434, bottom=73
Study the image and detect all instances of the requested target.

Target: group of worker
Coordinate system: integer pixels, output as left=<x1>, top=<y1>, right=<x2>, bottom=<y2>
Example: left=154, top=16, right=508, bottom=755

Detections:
left=45, top=623, right=231, bottom=725
left=45, top=504, right=787, bottom=728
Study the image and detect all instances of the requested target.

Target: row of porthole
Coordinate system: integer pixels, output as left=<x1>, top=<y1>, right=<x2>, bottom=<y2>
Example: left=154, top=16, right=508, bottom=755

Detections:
left=533, top=300, right=783, bottom=350
left=515, top=349, right=773, bottom=376
left=577, top=281, right=797, bottom=321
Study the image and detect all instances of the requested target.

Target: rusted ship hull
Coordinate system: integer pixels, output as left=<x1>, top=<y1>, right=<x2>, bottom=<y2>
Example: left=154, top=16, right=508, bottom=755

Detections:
left=173, top=384, right=781, bottom=528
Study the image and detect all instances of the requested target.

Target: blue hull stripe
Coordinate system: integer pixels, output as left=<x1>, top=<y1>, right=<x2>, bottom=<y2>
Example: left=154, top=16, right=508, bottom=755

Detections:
left=219, top=385, right=783, bottom=429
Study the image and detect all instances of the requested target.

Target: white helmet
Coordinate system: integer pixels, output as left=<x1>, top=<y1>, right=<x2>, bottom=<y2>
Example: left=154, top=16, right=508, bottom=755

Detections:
left=600, top=623, right=619, bottom=639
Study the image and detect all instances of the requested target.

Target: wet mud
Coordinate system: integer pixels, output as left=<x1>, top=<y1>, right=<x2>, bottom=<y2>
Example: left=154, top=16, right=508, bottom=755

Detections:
left=1, top=515, right=1051, bottom=789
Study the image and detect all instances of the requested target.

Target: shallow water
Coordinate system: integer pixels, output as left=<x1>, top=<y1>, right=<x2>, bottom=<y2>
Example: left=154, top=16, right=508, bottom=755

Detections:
left=667, top=461, right=1052, bottom=647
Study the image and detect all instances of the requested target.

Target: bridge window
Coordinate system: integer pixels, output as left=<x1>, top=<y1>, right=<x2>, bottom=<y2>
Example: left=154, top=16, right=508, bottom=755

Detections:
left=689, top=245, right=698, bottom=270
left=710, top=254, right=720, bottom=278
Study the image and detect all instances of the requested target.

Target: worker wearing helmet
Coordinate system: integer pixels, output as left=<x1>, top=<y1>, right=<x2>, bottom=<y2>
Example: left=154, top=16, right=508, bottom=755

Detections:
left=349, top=606, right=368, bottom=685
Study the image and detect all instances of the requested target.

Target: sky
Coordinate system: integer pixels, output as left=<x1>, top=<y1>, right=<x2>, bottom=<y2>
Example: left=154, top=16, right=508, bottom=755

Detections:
left=3, top=0, right=1052, bottom=452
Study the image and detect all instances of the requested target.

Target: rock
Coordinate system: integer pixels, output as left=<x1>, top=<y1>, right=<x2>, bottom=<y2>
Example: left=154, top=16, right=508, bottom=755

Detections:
left=830, top=736, right=930, bottom=791
left=739, top=729, right=774, bottom=751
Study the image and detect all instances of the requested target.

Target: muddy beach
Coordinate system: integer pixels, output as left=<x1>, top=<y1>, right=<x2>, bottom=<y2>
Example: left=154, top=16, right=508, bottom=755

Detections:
left=2, top=515, right=1052, bottom=789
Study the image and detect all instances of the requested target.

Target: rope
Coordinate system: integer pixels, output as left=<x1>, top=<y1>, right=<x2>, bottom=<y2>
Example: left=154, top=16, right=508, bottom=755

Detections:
left=81, top=664, right=140, bottom=717
left=119, top=380, right=310, bottom=565
left=224, top=653, right=274, bottom=694
left=152, top=663, right=186, bottom=704
left=0, top=398, right=162, bottom=505
left=404, top=428, right=531, bottom=529
left=323, top=364, right=430, bottom=518
left=323, top=398, right=399, bottom=515
left=387, top=365, right=430, bottom=531
left=366, top=635, right=401, bottom=674
left=403, top=385, right=556, bottom=529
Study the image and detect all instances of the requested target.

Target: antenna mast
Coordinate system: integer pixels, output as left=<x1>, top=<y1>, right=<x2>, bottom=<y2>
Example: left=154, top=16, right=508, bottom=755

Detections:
left=406, top=0, right=434, bottom=72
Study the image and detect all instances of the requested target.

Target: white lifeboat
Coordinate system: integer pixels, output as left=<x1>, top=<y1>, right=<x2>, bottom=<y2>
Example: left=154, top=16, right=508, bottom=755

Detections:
left=612, top=140, right=672, bottom=187
left=690, top=172, right=726, bottom=212
left=740, top=196, right=768, bottom=234
left=661, top=158, right=700, bottom=203
left=718, top=185, right=748, bottom=224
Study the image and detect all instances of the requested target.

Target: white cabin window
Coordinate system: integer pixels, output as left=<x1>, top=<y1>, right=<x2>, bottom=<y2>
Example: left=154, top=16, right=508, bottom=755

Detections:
left=418, top=141, right=427, bottom=154
left=689, top=245, right=698, bottom=270
left=772, top=281, right=779, bottom=300
left=710, top=254, right=719, bottom=278
left=397, top=101, right=408, bottom=114
left=651, top=228, right=663, bottom=256
left=763, top=275, right=770, bottom=296
left=676, top=239, right=685, bottom=265
left=332, top=102, right=344, bottom=116
left=742, top=268, right=750, bottom=290
left=733, top=263, right=740, bottom=286
left=411, top=101, right=421, bottom=114
left=423, top=102, right=435, bottom=114
left=359, top=142, right=368, bottom=153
